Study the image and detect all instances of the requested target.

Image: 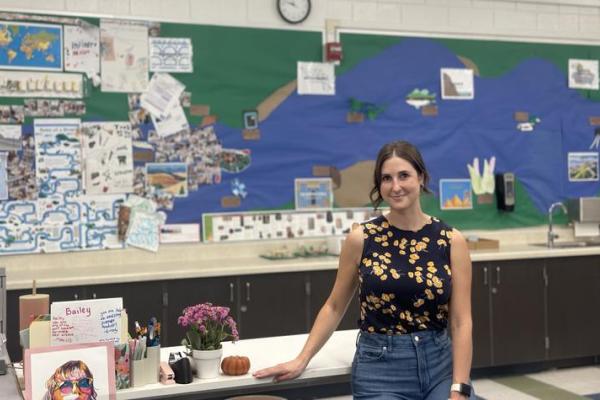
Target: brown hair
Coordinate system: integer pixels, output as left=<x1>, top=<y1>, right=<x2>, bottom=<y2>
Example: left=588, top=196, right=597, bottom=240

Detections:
left=369, top=141, right=431, bottom=209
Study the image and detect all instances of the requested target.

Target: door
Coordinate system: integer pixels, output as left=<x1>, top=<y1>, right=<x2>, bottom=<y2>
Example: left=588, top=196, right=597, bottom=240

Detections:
left=165, top=277, right=236, bottom=346
left=546, top=256, right=600, bottom=359
left=471, top=262, right=492, bottom=368
left=490, top=259, right=546, bottom=366
left=309, top=270, right=360, bottom=331
left=238, top=272, right=309, bottom=339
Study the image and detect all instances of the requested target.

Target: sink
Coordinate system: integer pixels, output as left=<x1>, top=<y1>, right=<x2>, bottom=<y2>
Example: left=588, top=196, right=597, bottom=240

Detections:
left=531, top=241, right=600, bottom=249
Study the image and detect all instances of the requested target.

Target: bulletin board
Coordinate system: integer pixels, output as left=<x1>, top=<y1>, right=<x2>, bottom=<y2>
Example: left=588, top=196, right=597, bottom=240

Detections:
left=1, top=12, right=599, bottom=254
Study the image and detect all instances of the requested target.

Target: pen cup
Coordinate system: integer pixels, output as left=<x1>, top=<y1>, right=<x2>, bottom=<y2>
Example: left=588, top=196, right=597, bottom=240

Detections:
left=145, top=346, right=161, bottom=384
left=131, top=359, right=146, bottom=387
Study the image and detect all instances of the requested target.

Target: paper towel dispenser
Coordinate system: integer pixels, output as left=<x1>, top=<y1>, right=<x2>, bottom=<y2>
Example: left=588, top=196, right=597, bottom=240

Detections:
left=566, top=197, right=600, bottom=222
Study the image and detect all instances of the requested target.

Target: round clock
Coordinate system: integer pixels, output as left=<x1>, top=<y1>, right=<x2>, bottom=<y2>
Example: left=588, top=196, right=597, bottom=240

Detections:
left=277, top=0, right=311, bottom=24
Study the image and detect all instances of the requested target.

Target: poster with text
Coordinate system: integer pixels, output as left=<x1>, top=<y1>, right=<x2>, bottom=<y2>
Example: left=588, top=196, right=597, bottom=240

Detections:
left=297, top=62, right=335, bottom=95
left=149, top=37, right=193, bottom=73
left=294, top=178, right=333, bottom=210
left=64, top=24, right=100, bottom=76
left=441, top=68, right=474, bottom=100
left=100, top=19, right=149, bottom=93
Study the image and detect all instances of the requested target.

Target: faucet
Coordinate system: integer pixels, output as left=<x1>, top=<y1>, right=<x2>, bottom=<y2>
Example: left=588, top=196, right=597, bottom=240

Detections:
left=547, top=202, right=568, bottom=248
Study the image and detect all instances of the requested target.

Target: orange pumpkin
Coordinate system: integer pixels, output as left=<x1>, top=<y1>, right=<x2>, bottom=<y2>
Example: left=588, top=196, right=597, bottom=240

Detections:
left=221, top=355, right=251, bottom=376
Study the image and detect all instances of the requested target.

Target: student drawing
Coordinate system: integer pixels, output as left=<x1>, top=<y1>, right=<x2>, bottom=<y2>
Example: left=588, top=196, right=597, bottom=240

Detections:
left=43, top=360, right=98, bottom=400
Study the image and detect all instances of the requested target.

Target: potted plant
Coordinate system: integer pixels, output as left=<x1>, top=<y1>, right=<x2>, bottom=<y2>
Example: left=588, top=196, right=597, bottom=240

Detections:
left=178, top=303, right=239, bottom=379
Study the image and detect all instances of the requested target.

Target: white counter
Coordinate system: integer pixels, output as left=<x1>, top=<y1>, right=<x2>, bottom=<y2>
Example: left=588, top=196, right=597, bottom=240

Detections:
left=118, top=329, right=357, bottom=399
left=5, top=241, right=600, bottom=290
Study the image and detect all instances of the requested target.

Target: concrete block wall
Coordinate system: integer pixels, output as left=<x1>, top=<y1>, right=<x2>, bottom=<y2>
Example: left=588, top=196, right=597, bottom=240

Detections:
left=0, top=0, right=600, bottom=43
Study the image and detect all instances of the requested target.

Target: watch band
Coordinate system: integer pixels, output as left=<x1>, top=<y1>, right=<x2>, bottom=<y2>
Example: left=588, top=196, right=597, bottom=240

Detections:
left=450, top=383, right=472, bottom=396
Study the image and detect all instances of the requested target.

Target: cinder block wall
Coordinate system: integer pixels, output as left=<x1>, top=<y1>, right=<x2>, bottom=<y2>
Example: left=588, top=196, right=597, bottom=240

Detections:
left=0, top=0, right=600, bottom=43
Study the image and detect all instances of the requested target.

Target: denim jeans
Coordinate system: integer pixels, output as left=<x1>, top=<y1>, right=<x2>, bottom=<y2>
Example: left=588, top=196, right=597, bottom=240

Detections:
left=351, top=329, right=475, bottom=400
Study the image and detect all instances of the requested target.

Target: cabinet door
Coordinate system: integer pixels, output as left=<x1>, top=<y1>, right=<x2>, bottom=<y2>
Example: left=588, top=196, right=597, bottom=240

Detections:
left=238, top=272, right=309, bottom=339
left=6, top=286, right=86, bottom=362
left=546, top=256, right=600, bottom=360
left=471, top=262, right=492, bottom=368
left=88, top=281, right=165, bottom=344
left=490, top=260, right=546, bottom=366
left=309, top=270, right=359, bottom=331
left=165, top=277, right=236, bottom=347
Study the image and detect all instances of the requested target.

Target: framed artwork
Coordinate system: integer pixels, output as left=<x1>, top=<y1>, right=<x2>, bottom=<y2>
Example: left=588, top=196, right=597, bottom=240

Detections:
left=243, top=110, right=259, bottom=130
left=294, top=178, right=333, bottom=210
left=439, top=179, right=473, bottom=210
left=25, top=342, right=116, bottom=400
left=568, top=152, right=599, bottom=182
left=440, top=68, right=474, bottom=100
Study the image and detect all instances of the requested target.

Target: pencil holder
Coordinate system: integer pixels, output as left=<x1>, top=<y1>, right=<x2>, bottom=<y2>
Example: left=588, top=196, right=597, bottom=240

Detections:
left=145, top=346, right=161, bottom=384
left=131, top=359, right=146, bottom=387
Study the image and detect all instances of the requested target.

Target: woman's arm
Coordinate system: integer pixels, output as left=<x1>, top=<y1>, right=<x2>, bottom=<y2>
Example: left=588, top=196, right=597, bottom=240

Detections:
left=253, top=226, right=363, bottom=382
left=449, top=229, right=473, bottom=400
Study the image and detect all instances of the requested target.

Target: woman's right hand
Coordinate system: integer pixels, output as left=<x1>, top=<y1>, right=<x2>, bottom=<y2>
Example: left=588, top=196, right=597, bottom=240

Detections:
left=252, top=357, right=308, bottom=383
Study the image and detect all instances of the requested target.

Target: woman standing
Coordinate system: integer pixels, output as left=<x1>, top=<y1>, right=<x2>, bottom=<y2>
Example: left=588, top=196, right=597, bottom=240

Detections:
left=254, top=141, right=474, bottom=399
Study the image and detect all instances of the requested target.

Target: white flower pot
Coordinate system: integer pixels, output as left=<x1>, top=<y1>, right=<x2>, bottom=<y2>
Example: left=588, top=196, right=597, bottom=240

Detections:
left=191, top=348, right=223, bottom=379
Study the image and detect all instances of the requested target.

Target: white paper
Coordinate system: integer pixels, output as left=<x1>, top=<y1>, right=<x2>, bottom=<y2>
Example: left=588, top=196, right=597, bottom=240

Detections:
left=34, top=118, right=82, bottom=197
left=0, top=125, right=22, bottom=150
left=126, top=209, right=161, bottom=252
left=151, top=102, right=190, bottom=137
left=0, top=152, right=7, bottom=200
left=141, top=73, right=185, bottom=118
left=51, top=297, right=123, bottom=345
left=100, top=19, right=149, bottom=93
left=569, top=59, right=599, bottom=90
left=297, top=62, right=335, bottom=95
left=440, top=68, right=474, bottom=100
left=64, top=25, right=100, bottom=76
left=149, top=37, right=193, bottom=73
left=81, top=122, right=134, bottom=194
left=0, top=70, right=84, bottom=98
left=160, top=223, right=200, bottom=243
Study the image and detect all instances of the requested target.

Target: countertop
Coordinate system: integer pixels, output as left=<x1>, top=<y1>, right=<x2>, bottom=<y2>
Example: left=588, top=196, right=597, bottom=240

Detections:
left=5, top=239, right=600, bottom=290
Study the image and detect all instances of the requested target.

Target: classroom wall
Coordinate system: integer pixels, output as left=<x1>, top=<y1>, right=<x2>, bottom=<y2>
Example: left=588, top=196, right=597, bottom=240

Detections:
left=1, top=0, right=600, bottom=44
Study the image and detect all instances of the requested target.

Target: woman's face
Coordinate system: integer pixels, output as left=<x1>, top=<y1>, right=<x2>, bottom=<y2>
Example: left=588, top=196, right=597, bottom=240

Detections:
left=379, top=155, right=422, bottom=212
left=50, top=367, right=94, bottom=400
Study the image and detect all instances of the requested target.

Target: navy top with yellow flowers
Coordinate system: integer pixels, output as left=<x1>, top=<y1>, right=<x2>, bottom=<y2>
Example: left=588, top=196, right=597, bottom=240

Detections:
left=358, top=215, right=453, bottom=334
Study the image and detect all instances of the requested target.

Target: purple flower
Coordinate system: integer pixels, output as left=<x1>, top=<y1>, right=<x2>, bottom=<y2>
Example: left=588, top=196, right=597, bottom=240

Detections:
left=178, top=302, right=239, bottom=350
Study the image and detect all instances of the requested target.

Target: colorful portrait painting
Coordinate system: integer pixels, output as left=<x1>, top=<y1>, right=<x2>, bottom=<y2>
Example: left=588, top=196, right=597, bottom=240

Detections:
left=25, top=343, right=115, bottom=400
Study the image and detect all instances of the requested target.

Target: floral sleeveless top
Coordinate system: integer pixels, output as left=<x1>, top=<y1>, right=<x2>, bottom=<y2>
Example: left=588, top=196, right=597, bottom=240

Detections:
left=358, top=215, right=453, bottom=334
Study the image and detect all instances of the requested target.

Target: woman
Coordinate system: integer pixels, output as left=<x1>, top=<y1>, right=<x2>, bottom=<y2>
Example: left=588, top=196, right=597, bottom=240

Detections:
left=254, top=141, right=474, bottom=399
left=44, top=360, right=98, bottom=400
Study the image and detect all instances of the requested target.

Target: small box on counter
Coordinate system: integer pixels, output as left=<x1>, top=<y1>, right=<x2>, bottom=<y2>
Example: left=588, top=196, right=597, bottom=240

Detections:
left=466, top=237, right=499, bottom=251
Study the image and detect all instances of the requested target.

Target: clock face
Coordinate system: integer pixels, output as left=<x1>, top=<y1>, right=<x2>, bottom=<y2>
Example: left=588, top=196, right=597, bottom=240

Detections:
left=277, top=0, right=311, bottom=24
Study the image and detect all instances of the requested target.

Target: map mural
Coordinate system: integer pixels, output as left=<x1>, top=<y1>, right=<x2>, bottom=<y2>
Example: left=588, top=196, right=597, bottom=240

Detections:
left=0, top=21, right=62, bottom=70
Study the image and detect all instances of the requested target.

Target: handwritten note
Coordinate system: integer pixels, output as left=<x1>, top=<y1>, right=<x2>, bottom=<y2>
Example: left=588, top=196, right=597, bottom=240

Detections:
left=297, top=62, right=335, bottom=95
left=64, top=25, right=100, bottom=76
left=51, top=297, right=123, bottom=345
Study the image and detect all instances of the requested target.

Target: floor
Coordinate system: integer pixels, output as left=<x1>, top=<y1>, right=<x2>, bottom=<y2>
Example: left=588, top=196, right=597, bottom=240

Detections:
left=319, top=366, right=600, bottom=399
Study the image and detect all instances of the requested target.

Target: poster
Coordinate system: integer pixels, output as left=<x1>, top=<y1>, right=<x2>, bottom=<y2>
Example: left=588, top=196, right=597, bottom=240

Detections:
left=440, top=68, right=474, bottom=100
left=126, top=209, right=162, bottom=252
left=100, top=19, right=149, bottom=93
left=81, top=122, right=134, bottom=194
left=568, top=152, right=599, bottom=182
left=0, top=70, right=84, bottom=98
left=439, top=179, right=473, bottom=210
left=25, top=342, right=116, bottom=400
left=146, top=162, right=188, bottom=197
left=0, top=21, right=62, bottom=70
left=149, top=37, right=193, bottom=73
left=294, top=178, right=333, bottom=210
left=0, top=124, right=22, bottom=150
left=64, top=24, right=100, bottom=76
left=297, top=62, right=335, bottom=95
left=140, top=72, right=185, bottom=119
left=50, top=297, right=123, bottom=345
left=568, top=59, right=599, bottom=90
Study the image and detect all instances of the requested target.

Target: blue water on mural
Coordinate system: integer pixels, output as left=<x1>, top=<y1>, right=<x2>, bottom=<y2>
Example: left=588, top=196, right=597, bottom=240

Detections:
left=167, top=37, right=600, bottom=224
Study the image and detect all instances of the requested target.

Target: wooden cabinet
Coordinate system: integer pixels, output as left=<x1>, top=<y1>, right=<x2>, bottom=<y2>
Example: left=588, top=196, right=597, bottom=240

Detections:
left=308, top=270, right=359, bottom=331
left=546, top=256, right=600, bottom=360
left=488, top=259, right=546, bottom=366
left=471, top=262, right=492, bottom=368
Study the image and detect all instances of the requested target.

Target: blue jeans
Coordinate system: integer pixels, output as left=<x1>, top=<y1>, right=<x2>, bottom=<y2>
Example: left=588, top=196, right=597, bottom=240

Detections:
left=351, top=329, right=475, bottom=400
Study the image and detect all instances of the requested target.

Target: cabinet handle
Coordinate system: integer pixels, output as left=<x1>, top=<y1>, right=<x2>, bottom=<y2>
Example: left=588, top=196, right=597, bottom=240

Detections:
left=496, top=266, right=501, bottom=285
left=246, top=282, right=251, bottom=302
left=74, top=293, right=78, bottom=300
left=92, top=292, right=97, bottom=299
left=483, top=267, right=488, bottom=286
left=229, top=282, right=234, bottom=303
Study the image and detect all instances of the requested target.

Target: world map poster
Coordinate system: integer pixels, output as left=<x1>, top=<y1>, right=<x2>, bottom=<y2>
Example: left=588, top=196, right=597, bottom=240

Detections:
left=0, top=21, right=63, bottom=71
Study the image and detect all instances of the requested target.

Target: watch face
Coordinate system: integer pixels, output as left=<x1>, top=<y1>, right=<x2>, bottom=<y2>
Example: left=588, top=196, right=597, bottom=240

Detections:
left=277, top=0, right=311, bottom=24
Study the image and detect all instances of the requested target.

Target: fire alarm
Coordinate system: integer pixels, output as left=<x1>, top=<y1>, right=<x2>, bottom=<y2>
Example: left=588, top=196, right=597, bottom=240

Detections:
left=325, top=42, right=342, bottom=62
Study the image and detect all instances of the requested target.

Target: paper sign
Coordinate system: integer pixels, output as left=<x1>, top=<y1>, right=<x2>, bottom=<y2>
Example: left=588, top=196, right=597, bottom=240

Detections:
left=126, top=209, right=161, bottom=252
left=149, top=37, right=193, bottom=73
left=441, top=68, right=474, bottom=100
left=160, top=223, right=200, bottom=243
left=51, top=297, right=123, bottom=345
left=140, top=73, right=185, bottom=119
left=297, top=62, right=335, bottom=95
left=568, top=152, right=599, bottom=181
left=0, top=124, right=22, bottom=150
left=568, top=59, right=599, bottom=90
left=294, top=178, right=334, bottom=210
left=0, top=153, right=8, bottom=200
left=439, top=179, right=473, bottom=210
left=64, top=25, right=100, bottom=76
